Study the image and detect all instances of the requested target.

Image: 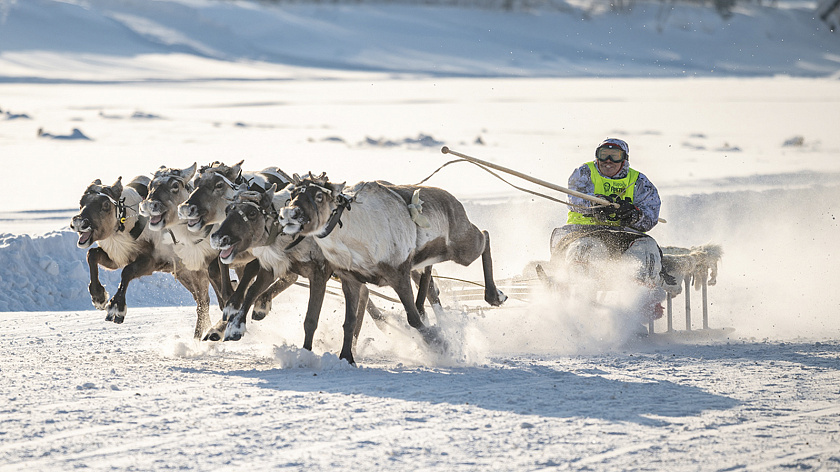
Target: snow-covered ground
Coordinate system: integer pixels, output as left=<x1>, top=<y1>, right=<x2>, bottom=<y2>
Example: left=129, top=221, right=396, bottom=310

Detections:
left=1, top=0, right=840, bottom=470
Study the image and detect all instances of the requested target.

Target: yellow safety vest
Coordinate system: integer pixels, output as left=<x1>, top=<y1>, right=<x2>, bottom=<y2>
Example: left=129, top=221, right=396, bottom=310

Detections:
left=567, top=162, right=639, bottom=226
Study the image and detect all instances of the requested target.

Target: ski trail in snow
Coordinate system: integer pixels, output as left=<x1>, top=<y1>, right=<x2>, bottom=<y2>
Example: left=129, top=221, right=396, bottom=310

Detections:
left=573, top=405, right=840, bottom=467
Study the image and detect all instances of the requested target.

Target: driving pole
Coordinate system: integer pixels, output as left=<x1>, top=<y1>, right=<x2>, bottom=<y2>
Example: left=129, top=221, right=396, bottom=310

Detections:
left=441, top=147, right=619, bottom=208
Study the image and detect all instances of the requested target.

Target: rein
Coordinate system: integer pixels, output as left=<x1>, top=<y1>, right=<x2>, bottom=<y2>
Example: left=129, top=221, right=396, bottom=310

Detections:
left=415, top=159, right=608, bottom=213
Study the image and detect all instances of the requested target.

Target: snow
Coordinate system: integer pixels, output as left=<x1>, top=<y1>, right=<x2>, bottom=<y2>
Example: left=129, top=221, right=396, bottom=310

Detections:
left=1, top=0, right=840, bottom=470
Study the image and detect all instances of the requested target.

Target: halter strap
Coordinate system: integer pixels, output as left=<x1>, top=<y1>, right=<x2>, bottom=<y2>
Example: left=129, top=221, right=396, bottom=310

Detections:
left=285, top=235, right=305, bottom=250
left=232, top=200, right=282, bottom=246
left=316, top=193, right=354, bottom=239
left=94, top=192, right=131, bottom=233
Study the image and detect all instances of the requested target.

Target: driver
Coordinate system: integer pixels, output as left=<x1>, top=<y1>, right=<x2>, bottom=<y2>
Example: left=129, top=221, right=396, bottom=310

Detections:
left=562, top=137, right=661, bottom=235
left=549, top=138, right=668, bottom=322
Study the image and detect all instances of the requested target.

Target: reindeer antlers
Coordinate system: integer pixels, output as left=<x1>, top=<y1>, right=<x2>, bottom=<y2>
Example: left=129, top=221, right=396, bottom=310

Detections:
left=292, top=171, right=329, bottom=186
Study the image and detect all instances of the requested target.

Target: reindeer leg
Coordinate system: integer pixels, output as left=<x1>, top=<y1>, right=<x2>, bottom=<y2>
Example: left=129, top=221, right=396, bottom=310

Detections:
left=425, top=276, right=444, bottom=317
left=338, top=278, right=362, bottom=366
left=392, top=271, right=446, bottom=349
left=412, top=267, right=431, bottom=324
left=252, top=273, right=291, bottom=321
left=86, top=247, right=113, bottom=310
left=480, top=230, right=507, bottom=307
left=105, top=255, right=156, bottom=324
left=176, top=270, right=211, bottom=340
left=222, top=259, right=261, bottom=323
left=364, top=293, right=388, bottom=331
left=207, top=258, right=230, bottom=307
left=393, top=271, right=424, bottom=330
left=352, top=284, right=371, bottom=346
left=224, top=267, right=278, bottom=342
left=253, top=273, right=297, bottom=321
left=205, top=259, right=263, bottom=341
left=301, top=268, right=329, bottom=352
left=412, top=267, right=444, bottom=321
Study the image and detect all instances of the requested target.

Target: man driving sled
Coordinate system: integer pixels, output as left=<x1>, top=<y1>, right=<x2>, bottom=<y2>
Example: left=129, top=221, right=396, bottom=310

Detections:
left=549, top=138, right=669, bottom=321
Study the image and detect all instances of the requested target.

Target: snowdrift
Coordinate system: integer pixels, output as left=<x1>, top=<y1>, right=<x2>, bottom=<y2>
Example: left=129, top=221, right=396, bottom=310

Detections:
left=0, top=230, right=196, bottom=311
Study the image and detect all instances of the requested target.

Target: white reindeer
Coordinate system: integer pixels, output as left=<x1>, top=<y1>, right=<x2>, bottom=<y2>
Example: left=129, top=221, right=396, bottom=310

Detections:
left=278, top=173, right=507, bottom=356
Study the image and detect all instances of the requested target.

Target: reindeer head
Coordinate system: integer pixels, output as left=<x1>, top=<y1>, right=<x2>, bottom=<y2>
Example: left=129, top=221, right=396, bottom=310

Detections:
left=178, top=160, right=244, bottom=232
left=140, top=163, right=196, bottom=231
left=211, top=184, right=286, bottom=264
left=71, top=177, right=125, bottom=248
left=278, top=172, right=346, bottom=237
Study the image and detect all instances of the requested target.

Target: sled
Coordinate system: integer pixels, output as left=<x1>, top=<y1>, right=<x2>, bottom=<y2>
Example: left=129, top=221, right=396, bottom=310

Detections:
left=426, top=243, right=731, bottom=338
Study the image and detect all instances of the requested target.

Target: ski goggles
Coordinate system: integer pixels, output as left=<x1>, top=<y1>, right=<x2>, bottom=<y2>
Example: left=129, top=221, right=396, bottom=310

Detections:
left=596, top=146, right=626, bottom=163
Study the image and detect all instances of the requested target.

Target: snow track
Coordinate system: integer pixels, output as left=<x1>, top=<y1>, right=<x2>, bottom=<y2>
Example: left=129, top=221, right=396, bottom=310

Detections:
left=1, top=308, right=838, bottom=471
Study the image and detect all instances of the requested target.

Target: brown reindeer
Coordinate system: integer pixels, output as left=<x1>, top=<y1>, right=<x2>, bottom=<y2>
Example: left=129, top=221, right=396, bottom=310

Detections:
left=138, top=164, right=236, bottom=339
left=70, top=176, right=176, bottom=327
left=210, top=185, right=385, bottom=365
left=177, top=161, right=294, bottom=334
left=278, top=173, right=507, bottom=360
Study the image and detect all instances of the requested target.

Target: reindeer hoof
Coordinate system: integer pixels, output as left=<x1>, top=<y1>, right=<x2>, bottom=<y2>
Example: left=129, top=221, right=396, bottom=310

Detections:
left=203, top=320, right=227, bottom=342
left=485, top=289, right=507, bottom=307
left=90, top=286, right=109, bottom=310
left=203, top=332, right=221, bottom=342
left=339, top=351, right=356, bottom=367
left=106, top=301, right=126, bottom=324
left=223, top=322, right=244, bottom=341
left=251, top=297, right=272, bottom=321
left=419, top=326, right=449, bottom=352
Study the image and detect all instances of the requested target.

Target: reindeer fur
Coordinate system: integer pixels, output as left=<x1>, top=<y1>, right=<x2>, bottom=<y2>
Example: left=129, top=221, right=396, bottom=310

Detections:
left=661, top=244, right=723, bottom=295
left=177, top=161, right=299, bottom=339
left=279, top=173, right=507, bottom=358
left=211, top=185, right=370, bottom=363
left=71, top=176, right=176, bottom=326
left=138, top=163, right=229, bottom=338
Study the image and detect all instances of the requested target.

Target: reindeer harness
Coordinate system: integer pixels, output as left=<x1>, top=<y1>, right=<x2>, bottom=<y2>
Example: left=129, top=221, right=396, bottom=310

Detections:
left=284, top=182, right=355, bottom=250
left=91, top=190, right=146, bottom=239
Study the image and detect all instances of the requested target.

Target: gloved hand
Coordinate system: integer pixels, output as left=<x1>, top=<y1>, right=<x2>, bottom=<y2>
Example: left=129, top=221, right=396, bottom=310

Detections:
left=615, top=197, right=641, bottom=225
left=592, top=194, right=620, bottom=222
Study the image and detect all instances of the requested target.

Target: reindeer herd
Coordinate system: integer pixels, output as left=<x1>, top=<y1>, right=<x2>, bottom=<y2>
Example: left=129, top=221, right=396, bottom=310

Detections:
left=70, top=162, right=507, bottom=365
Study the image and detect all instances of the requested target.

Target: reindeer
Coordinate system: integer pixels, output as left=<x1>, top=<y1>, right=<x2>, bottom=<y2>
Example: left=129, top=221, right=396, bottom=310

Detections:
left=138, top=164, right=236, bottom=339
left=178, top=160, right=291, bottom=234
left=210, top=185, right=386, bottom=365
left=278, top=173, right=507, bottom=360
left=70, top=176, right=175, bottom=326
left=177, top=161, right=294, bottom=331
